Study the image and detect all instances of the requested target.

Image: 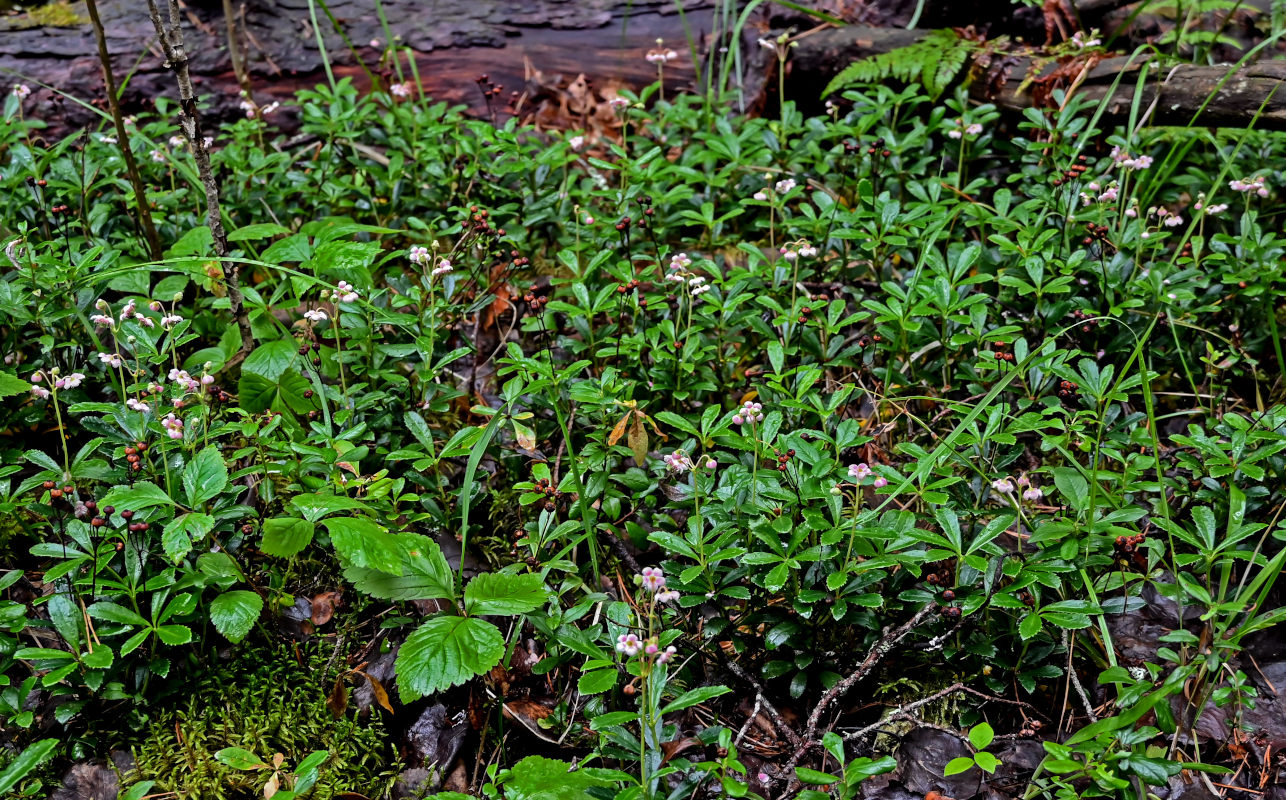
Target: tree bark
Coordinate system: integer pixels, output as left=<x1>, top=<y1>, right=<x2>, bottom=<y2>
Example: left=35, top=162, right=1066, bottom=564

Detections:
left=145, top=0, right=253, bottom=357
left=83, top=0, right=163, bottom=261
left=788, top=26, right=1286, bottom=131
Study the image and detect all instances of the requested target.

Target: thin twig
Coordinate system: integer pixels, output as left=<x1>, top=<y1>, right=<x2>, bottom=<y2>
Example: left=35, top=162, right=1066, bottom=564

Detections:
left=83, top=0, right=162, bottom=260
left=1063, top=629, right=1099, bottom=724
left=720, top=655, right=804, bottom=749
left=778, top=603, right=935, bottom=796
left=144, top=0, right=253, bottom=357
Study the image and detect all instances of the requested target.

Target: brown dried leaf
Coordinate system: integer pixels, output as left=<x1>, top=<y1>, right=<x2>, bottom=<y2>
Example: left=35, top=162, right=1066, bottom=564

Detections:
left=607, top=412, right=630, bottom=447
left=326, top=676, right=348, bottom=718
left=310, top=591, right=342, bottom=626
left=353, top=670, right=394, bottom=715
left=659, top=737, right=701, bottom=764
left=502, top=699, right=554, bottom=723
left=264, top=771, right=280, bottom=799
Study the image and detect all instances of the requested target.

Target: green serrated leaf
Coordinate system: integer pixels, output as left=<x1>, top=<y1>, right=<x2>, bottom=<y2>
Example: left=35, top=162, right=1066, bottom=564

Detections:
left=396, top=616, right=505, bottom=702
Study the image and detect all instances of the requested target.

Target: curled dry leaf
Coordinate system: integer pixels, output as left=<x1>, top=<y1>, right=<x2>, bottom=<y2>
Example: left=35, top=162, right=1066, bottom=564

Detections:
left=326, top=675, right=348, bottom=718
left=310, top=590, right=342, bottom=625
left=353, top=669, right=394, bottom=715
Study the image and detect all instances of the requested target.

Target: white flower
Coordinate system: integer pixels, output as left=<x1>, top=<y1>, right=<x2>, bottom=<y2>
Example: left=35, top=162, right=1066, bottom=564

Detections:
left=752, top=191, right=768, bottom=201
left=568, top=135, right=585, bottom=152
left=432, top=260, right=453, bottom=276
left=390, top=82, right=413, bottom=98
left=161, top=314, right=183, bottom=329
left=616, top=633, right=642, bottom=656
left=408, top=245, right=429, bottom=265
left=126, top=398, right=151, bottom=413
left=370, top=38, right=381, bottom=48
left=150, top=149, right=166, bottom=163
left=203, top=136, right=214, bottom=149
left=757, top=36, right=775, bottom=50
left=335, top=281, right=359, bottom=303
left=239, top=98, right=257, bottom=118
left=1022, top=487, right=1043, bottom=502
left=97, top=352, right=123, bottom=369
left=11, top=84, right=31, bottom=99
left=304, top=309, right=328, bottom=323
left=90, top=314, right=114, bottom=326
left=965, top=122, right=983, bottom=136
left=608, top=96, right=630, bottom=110
left=775, top=178, right=796, bottom=194
left=100, top=135, right=118, bottom=145
left=947, top=129, right=963, bottom=140
left=168, top=135, right=186, bottom=148
left=991, top=477, right=1014, bottom=494
left=663, top=450, right=695, bottom=472
left=57, top=373, right=86, bottom=390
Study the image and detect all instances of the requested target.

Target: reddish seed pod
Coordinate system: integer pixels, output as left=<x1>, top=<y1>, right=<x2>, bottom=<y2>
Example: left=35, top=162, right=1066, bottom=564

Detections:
left=50, top=489, right=63, bottom=499
left=120, top=510, right=133, bottom=520
left=42, top=480, right=55, bottom=490
left=91, top=517, right=106, bottom=528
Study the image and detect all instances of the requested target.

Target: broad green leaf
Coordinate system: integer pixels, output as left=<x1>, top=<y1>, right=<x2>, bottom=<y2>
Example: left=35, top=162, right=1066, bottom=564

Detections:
left=503, top=755, right=610, bottom=800
left=0, top=739, right=58, bottom=794
left=659, top=684, right=730, bottom=715
left=0, top=372, right=31, bottom=398
left=209, top=591, right=263, bottom=644
left=183, top=446, right=228, bottom=507
left=344, top=534, right=453, bottom=601
left=88, top=602, right=147, bottom=626
left=795, top=767, right=839, bottom=784
left=228, top=222, right=291, bottom=242
left=214, top=746, right=268, bottom=770
left=154, top=624, right=193, bottom=646
left=396, top=616, right=505, bottom=701
left=290, top=493, right=367, bottom=522
left=944, top=757, right=976, bottom=776
left=577, top=668, right=617, bottom=695
left=260, top=517, right=316, bottom=558
left=325, top=517, right=402, bottom=575
left=101, top=481, right=175, bottom=512
left=969, top=721, right=994, bottom=750
left=463, top=572, right=546, bottom=616
left=162, top=513, right=214, bottom=563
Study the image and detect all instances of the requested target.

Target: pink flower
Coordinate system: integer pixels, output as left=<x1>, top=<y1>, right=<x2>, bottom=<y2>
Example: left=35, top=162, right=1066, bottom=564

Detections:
left=991, top=477, right=1014, bottom=494
left=1022, top=487, right=1043, bottom=502
left=872, top=476, right=888, bottom=488
left=408, top=245, right=429, bottom=265
left=616, top=633, right=642, bottom=656
left=90, top=314, right=114, bottom=326
left=335, top=281, right=359, bottom=303
left=640, top=567, right=666, bottom=592
left=30, top=385, right=50, bottom=400
left=656, top=645, right=677, bottom=664
left=97, top=352, right=123, bottom=369
left=848, top=463, right=872, bottom=481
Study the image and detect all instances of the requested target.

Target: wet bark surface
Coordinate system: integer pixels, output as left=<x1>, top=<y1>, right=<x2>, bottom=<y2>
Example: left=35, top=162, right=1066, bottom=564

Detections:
left=0, top=0, right=715, bottom=135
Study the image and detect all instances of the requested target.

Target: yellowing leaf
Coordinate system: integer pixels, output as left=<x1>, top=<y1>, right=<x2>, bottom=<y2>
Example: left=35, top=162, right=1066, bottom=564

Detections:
left=627, top=414, right=648, bottom=467
left=607, top=412, right=630, bottom=447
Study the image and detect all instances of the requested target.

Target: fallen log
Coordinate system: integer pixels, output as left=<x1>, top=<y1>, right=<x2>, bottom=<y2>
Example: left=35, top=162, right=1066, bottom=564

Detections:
left=0, top=0, right=715, bottom=137
left=787, top=25, right=1286, bottom=131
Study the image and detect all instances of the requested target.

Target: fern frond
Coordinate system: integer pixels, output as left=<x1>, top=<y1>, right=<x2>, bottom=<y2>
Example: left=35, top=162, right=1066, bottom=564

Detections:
left=823, top=29, right=978, bottom=100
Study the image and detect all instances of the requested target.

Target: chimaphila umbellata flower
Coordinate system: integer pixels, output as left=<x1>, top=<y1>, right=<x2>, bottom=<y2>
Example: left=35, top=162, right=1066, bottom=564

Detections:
left=432, top=260, right=453, bottom=277
left=663, top=450, right=694, bottom=472
left=408, top=245, right=429, bottom=265
left=168, top=135, right=186, bottom=148
left=162, top=413, right=184, bottom=440
left=568, top=134, right=585, bottom=151
left=390, top=82, right=413, bottom=98
left=304, top=309, right=328, bottom=324
left=126, top=398, right=150, bottom=413
left=775, top=177, right=797, bottom=194
left=97, top=352, right=123, bottom=369
left=848, top=462, right=873, bottom=481
left=733, top=400, right=764, bottom=426
left=873, top=476, right=888, bottom=488
left=335, top=281, right=359, bottom=303
left=616, top=633, right=642, bottom=656
left=1022, top=486, right=1044, bottom=503
left=1229, top=175, right=1269, bottom=197
left=11, top=84, right=31, bottom=99
left=639, top=566, right=666, bottom=592
left=991, top=477, right=1015, bottom=494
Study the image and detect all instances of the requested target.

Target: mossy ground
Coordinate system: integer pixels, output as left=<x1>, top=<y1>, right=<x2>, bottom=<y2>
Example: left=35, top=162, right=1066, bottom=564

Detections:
left=119, top=643, right=402, bottom=800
